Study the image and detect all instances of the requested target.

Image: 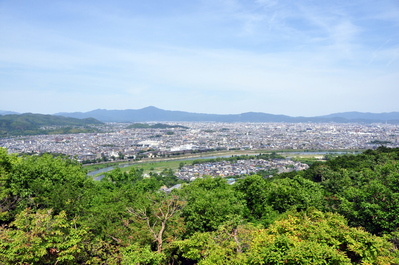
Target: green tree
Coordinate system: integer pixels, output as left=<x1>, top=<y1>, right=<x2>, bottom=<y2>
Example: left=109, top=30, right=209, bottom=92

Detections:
left=248, top=209, right=397, bottom=264
left=337, top=161, right=399, bottom=234
left=178, top=177, right=246, bottom=235
left=150, top=168, right=183, bottom=187
left=175, top=209, right=398, bottom=264
left=267, top=176, right=326, bottom=213
left=234, top=175, right=279, bottom=226
left=102, top=167, right=143, bottom=187
left=3, top=153, right=93, bottom=221
left=300, top=148, right=399, bottom=234
left=175, top=221, right=257, bottom=265
left=0, top=148, right=19, bottom=221
left=0, top=208, right=88, bottom=264
left=127, top=193, right=186, bottom=254
left=121, top=243, right=166, bottom=265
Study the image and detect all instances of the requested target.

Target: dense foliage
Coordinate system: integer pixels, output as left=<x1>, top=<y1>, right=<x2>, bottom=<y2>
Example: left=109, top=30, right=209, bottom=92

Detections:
left=1, top=146, right=399, bottom=264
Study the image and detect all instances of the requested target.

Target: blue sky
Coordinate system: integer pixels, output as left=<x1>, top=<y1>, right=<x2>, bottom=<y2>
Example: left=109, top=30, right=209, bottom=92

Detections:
left=1, top=0, right=398, bottom=116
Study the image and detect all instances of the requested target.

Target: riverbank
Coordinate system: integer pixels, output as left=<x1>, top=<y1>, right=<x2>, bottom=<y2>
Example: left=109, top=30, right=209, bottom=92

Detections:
left=85, top=149, right=363, bottom=179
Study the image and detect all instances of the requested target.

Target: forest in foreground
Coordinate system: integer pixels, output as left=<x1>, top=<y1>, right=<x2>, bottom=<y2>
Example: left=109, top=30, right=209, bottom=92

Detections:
left=1, top=146, right=399, bottom=264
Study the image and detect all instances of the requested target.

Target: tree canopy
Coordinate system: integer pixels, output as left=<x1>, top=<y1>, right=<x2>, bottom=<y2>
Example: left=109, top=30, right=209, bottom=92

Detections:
left=1, top=146, right=399, bottom=264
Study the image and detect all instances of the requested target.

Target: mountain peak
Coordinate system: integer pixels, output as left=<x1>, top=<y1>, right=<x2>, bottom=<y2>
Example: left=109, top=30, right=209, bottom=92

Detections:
left=141, top=106, right=161, bottom=111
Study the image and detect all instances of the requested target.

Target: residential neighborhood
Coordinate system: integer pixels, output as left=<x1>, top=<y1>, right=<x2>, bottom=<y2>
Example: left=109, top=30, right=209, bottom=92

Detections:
left=1, top=122, right=398, bottom=163
left=176, top=158, right=309, bottom=181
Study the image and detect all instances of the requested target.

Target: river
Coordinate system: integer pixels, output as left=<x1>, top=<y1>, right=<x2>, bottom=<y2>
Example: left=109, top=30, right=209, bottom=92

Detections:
left=87, top=154, right=233, bottom=179
left=87, top=151, right=354, bottom=180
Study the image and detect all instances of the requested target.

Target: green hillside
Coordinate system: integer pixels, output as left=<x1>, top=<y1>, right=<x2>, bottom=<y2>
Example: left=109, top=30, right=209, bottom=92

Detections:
left=0, top=113, right=103, bottom=137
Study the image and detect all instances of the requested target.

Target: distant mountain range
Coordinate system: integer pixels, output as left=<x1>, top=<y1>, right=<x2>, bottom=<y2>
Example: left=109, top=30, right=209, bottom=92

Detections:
left=54, top=107, right=399, bottom=124
left=2, top=107, right=399, bottom=124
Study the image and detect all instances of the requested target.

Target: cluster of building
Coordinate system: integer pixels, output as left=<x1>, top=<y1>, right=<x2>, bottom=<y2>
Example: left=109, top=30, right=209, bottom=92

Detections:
left=1, top=122, right=398, bottom=161
left=176, top=158, right=309, bottom=181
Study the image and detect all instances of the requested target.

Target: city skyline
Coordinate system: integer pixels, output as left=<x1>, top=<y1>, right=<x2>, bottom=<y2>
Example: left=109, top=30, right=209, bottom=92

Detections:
left=1, top=0, right=398, bottom=116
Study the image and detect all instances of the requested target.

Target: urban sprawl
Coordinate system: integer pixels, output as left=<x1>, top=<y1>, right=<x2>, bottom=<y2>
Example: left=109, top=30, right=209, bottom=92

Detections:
left=2, top=122, right=398, bottom=179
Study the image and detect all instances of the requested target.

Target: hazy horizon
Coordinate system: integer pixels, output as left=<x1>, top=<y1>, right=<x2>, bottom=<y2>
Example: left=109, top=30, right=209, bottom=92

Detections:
left=2, top=106, right=399, bottom=118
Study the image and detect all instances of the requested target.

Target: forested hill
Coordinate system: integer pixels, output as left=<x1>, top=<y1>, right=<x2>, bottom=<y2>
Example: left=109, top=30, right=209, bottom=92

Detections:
left=1, top=146, right=399, bottom=264
left=0, top=113, right=103, bottom=137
